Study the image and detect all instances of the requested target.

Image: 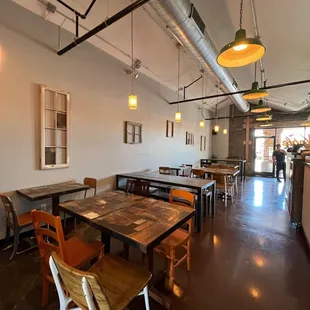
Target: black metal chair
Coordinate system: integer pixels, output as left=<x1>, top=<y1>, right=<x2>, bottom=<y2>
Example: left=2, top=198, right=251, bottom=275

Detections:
left=126, top=179, right=150, bottom=198
left=0, top=194, right=36, bottom=260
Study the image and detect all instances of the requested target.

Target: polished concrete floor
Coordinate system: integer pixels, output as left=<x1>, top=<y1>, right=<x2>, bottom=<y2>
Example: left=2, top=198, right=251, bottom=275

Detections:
left=1, top=177, right=310, bottom=310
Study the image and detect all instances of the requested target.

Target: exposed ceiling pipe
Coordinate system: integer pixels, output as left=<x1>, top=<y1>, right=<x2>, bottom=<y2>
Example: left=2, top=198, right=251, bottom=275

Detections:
left=148, top=0, right=250, bottom=113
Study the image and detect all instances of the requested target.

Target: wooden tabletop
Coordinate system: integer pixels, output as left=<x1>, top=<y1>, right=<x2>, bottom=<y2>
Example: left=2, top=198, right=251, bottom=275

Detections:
left=59, top=191, right=195, bottom=253
left=117, top=172, right=215, bottom=190
left=199, top=167, right=240, bottom=176
left=17, top=181, right=89, bottom=201
left=201, top=158, right=246, bottom=163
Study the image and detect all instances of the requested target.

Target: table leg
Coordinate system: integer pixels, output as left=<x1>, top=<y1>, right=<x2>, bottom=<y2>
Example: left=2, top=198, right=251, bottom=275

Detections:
left=196, top=190, right=202, bottom=233
left=212, top=184, right=216, bottom=217
left=147, top=247, right=154, bottom=274
left=202, top=192, right=207, bottom=218
left=52, top=196, right=60, bottom=216
left=101, top=233, right=111, bottom=254
left=243, top=162, right=246, bottom=180
left=116, top=175, right=120, bottom=190
left=122, top=243, right=129, bottom=260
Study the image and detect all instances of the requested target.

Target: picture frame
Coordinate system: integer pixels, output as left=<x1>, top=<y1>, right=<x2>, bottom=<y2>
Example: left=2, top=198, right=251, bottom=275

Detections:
left=124, top=121, right=142, bottom=144
left=200, top=136, right=207, bottom=151
left=186, top=132, right=194, bottom=145
left=166, top=120, right=174, bottom=138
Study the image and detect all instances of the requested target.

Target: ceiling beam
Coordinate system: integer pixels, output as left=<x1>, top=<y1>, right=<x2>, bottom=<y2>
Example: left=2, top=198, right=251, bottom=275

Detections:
left=57, top=0, right=151, bottom=55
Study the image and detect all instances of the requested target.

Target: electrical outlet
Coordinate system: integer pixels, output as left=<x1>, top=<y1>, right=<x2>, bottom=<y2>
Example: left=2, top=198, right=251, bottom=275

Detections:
left=41, top=203, right=47, bottom=211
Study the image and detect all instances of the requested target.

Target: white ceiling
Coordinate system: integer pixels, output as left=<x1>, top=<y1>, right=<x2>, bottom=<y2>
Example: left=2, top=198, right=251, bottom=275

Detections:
left=11, top=0, right=310, bottom=111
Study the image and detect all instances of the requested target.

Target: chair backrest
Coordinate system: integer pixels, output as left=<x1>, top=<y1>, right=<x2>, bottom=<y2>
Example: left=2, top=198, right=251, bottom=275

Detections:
left=0, top=194, right=18, bottom=228
left=191, top=169, right=205, bottom=179
left=218, top=164, right=230, bottom=169
left=51, top=252, right=111, bottom=310
left=181, top=165, right=192, bottom=177
left=32, top=210, right=67, bottom=282
left=159, top=167, right=171, bottom=175
left=126, top=179, right=150, bottom=197
left=169, top=189, right=195, bottom=234
left=211, top=173, right=227, bottom=184
left=84, top=177, right=97, bottom=198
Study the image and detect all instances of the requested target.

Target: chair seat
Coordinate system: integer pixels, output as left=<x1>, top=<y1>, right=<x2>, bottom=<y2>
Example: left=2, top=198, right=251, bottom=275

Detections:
left=17, top=211, right=33, bottom=226
left=216, top=183, right=233, bottom=190
left=88, top=254, right=151, bottom=310
left=65, top=237, right=103, bottom=268
left=159, top=229, right=189, bottom=248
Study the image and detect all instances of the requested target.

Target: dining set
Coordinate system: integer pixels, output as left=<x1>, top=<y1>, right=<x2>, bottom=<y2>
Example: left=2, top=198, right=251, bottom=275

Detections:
left=0, top=162, right=239, bottom=309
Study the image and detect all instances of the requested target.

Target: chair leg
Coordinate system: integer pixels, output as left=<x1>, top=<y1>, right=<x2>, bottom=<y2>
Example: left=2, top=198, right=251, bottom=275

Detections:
left=165, top=247, right=175, bottom=291
left=41, top=277, right=50, bottom=307
left=9, top=230, right=19, bottom=261
left=186, top=239, right=191, bottom=271
left=143, top=286, right=150, bottom=310
left=63, top=213, right=67, bottom=229
left=2, top=225, right=10, bottom=249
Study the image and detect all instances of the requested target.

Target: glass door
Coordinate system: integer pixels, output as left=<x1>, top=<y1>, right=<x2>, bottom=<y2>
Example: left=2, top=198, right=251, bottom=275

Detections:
left=254, top=136, right=276, bottom=176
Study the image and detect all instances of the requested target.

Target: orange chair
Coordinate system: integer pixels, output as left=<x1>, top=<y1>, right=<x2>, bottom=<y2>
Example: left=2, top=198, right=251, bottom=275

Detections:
left=155, top=189, right=195, bottom=290
left=31, top=210, right=104, bottom=307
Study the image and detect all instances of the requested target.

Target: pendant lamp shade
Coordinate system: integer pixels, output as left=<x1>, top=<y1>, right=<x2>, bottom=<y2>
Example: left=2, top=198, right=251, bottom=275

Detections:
left=242, top=82, right=268, bottom=100
left=200, top=120, right=205, bottom=128
left=260, top=122, right=273, bottom=127
left=251, top=99, right=271, bottom=113
left=223, top=128, right=228, bottom=134
left=214, top=125, right=219, bottom=133
left=128, top=94, right=137, bottom=110
left=301, top=116, right=310, bottom=126
left=175, top=112, right=181, bottom=122
left=256, top=114, right=272, bottom=121
left=217, top=29, right=266, bottom=68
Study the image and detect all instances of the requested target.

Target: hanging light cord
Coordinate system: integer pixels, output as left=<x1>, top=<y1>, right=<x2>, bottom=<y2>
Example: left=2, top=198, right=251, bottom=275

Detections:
left=254, top=61, right=257, bottom=82
left=177, top=45, right=180, bottom=112
left=131, top=4, right=134, bottom=94
left=239, top=0, right=244, bottom=29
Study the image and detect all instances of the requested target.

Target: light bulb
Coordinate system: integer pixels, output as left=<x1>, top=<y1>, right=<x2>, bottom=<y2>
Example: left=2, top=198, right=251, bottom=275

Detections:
left=128, top=94, right=137, bottom=110
left=223, top=128, right=228, bottom=134
left=200, top=120, right=204, bottom=128
left=175, top=112, right=181, bottom=122
left=214, top=125, right=219, bottom=133
left=232, top=43, right=248, bottom=51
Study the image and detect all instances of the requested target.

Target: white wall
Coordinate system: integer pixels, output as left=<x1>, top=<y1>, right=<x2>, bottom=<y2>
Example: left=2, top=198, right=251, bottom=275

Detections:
left=0, top=1, right=211, bottom=238
left=211, top=107, right=230, bottom=158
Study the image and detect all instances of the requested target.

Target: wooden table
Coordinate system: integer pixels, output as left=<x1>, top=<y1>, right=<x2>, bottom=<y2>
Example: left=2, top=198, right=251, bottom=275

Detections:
left=17, top=181, right=89, bottom=216
left=116, top=172, right=216, bottom=232
left=201, top=158, right=246, bottom=180
left=58, top=191, right=195, bottom=282
left=199, top=167, right=240, bottom=177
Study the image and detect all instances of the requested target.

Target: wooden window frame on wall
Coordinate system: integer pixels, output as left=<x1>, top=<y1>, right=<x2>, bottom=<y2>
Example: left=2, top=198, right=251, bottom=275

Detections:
left=186, top=132, right=194, bottom=145
left=124, top=121, right=142, bottom=144
left=166, top=120, right=174, bottom=138
left=40, top=85, right=70, bottom=170
left=200, top=136, right=207, bottom=151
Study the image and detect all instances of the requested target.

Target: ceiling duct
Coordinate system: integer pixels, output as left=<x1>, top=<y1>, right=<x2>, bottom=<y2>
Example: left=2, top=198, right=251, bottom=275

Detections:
left=148, top=0, right=250, bottom=113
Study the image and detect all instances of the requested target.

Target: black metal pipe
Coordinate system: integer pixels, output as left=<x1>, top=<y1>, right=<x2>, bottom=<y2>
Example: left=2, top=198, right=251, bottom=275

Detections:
left=169, top=79, right=310, bottom=104
left=183, top=75, right=202, bottom=100
left=75, top=15, right=79, bottom=38
left=57, top=0, right=151, bottom=55
left=56, top=0, right=97, bottom=19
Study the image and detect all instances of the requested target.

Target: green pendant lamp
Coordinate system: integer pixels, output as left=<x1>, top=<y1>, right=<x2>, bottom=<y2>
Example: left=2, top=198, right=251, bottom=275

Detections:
left=256, top=114, right=272, bottom=121
left=250, top=99, right=271, bottom=113
left=243, top=62, right=268, bottom=100
left=217, top=0, right=266, bottom=68
left=260, top=122, right=273, bottom=127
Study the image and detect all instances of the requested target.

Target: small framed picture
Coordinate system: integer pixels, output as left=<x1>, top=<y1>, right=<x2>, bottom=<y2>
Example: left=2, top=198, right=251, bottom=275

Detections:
left=166, top=120, right=174, bottom=138
left=186, top=132, right=194, bottom=145
left=200, top=136, right=207, bottom=151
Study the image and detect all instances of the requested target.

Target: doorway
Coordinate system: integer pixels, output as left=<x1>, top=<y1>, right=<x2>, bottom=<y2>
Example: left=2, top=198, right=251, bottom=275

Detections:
left=254, top=136, right=276, bottom=176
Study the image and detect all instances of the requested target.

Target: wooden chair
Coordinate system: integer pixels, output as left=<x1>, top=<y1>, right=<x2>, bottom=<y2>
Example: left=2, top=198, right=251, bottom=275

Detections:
left=84, top=177, right=97, bottom=198
left=159, top=166, right=171, bottom=175
left=155, top=189, right=195, bottom=290
left=50, top=251, right=151, bottom=310
left=191, top=168, right=205, bottom=179
left=0, top=194, right=36, bottom=260
left=31, top=210, right=104, bottom=307
left=226, top=166, right=239, bottom=194
left=125, top=179, right=150, bottom=198
left=211, top=173, right=234, bottom=207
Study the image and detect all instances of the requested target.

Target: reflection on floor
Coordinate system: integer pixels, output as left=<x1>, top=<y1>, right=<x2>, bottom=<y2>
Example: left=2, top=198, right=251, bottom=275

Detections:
left=1, top=177, right=310, bottom=310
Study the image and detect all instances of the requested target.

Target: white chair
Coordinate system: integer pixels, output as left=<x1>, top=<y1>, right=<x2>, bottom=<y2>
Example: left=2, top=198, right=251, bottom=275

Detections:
left=50, top=252, right=151, bottom=310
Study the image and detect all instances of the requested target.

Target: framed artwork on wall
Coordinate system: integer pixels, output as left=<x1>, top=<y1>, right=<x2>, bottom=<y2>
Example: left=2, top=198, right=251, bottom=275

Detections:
left=124, top=121, right=142, bottom=144
left=186, top=132, right=194, bottom=145
left=200, top=136, right=207, bottom=151
left=40, top=85, right=70, bottom=170
left=166, top=120, right=174, bottom=138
